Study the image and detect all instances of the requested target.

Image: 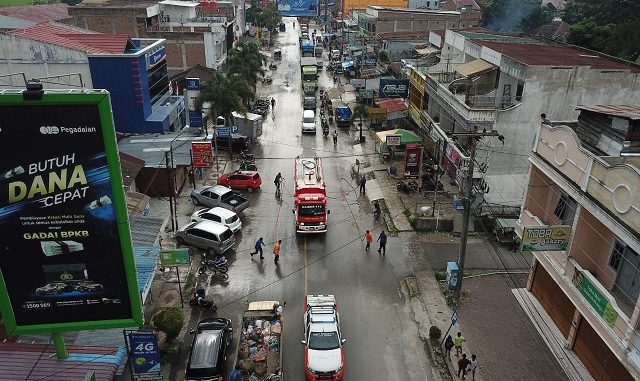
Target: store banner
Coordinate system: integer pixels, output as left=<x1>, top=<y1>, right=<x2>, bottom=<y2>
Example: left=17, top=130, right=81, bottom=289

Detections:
left=186, top=78, right=203, bottom=129
left=277, top=0, right=318, bottom=17
left=573, top=270, right=618, bottom=327
left=404, top=144, right=422, bottom=178
left=191, top=141, right=213, bottom=168
left=379, top=78, right=409, bottom=98
left=521, top=225, right=571, bottom=251
left=125, top=330, right=162, bottom=379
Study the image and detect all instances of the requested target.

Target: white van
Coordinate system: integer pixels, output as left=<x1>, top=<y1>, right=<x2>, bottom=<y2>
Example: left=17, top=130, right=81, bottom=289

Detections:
left=301, top=110, right=316, bottom=133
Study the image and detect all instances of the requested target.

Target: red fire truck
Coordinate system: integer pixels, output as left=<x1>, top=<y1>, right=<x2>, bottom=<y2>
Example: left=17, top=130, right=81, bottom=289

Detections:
left=293, top=157, right=329, bottom=233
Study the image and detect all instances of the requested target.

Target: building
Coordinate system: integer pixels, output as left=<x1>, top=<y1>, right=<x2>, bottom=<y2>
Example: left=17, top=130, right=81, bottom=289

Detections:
left=357, top=6, right=479, bottom=35
left=440, top=0, right=480, bottom=12
left=67, top=0, right=238, bottom=72
left=376, top=31, right=431, bottom=60
left=515, top=105, right=640, bottom=381
left=343, top=0, right=408, bottom=12
left=407, top=0, right=441, bottom=9
left=0, top=22, right=185, bottom=133
left=0, top=3, right=72, bottom=31
left=407, top=29, right=640, bottom=205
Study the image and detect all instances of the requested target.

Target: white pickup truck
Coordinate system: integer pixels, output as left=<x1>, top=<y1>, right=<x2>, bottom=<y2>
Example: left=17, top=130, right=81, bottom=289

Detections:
left=302, top=295, right=345, bottom=380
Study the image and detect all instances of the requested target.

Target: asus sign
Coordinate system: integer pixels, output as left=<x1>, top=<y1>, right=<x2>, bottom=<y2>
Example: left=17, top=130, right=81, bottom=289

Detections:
left=379, top=79, right=409, bottom=99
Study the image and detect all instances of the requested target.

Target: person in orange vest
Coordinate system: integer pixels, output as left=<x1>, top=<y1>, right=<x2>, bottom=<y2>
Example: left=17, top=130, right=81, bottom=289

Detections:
left=365, top=230, right=373, bottom=251
left=273, top=240, right=282, bottom=264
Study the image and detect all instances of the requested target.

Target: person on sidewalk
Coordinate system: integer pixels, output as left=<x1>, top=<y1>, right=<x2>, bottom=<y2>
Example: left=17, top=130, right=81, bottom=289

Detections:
left=444, top=335, right=454, bottom=361
left=359, top=176, right=366, bottom=194
left=273, top=240, right=282, bottom=264
left=365, top=230, right=373, bottom=251
left=457, top=353, right=471, bottom=379
left=469, top=354, right=478, bottom=380
left=333, top=130, right=338, bottom=147
left=250, top=237, right=266, bottom=259
left=377, top=230, right=387, bottom=255
left=188, top=168, right=196, bottom=189
left=453, top=331, right=465, bottom=356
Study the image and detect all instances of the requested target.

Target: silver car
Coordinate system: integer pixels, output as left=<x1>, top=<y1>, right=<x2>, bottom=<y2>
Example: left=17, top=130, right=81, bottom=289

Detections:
left=176, top=220, right=236, bottom=255
left=191, top=207, right=242, bottom=233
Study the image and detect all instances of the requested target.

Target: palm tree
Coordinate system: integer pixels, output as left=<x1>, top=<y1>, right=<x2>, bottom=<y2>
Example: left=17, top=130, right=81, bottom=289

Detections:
left=227, top=41, right=267, bottom=87
left=194, top=72, right=254, bottom=129
left=352, top=103, right=369, bottom=143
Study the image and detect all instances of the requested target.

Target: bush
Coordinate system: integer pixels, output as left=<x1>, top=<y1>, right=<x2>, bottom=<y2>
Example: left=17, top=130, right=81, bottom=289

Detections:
left=434, top=271, right=446, bottom=281
left=429, top=325, right=442, bottom=341
left=153, top=307, right=184, bottom=343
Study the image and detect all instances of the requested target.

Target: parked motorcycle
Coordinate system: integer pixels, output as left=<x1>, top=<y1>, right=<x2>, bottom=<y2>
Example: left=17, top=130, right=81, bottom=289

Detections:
left=397, top=180, right=419, bottom=194
left=239, top=160, right=258, bottom=171
left=198, top=255, right=229, bottom=276
left=189, top=288, right=217, bottom=310
left=240, top=150, right=256, bottom=163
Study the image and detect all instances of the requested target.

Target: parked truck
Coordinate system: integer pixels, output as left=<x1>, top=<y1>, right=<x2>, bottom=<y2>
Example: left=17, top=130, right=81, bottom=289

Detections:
left=232, top=111, right=263, bottom=139
left=335, top=105, right=352, bottom=128
left=301, top=57, right=318, bottom=90
left=234, top=300, right=283, bottom=380
left=191, top=185, right=250, bottom=213
left=293, top=157, right=329, bottom=233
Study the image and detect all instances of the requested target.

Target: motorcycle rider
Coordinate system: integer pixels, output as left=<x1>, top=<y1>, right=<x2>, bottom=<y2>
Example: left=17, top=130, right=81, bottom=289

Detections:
left=373, top=200, right=381, bottom=219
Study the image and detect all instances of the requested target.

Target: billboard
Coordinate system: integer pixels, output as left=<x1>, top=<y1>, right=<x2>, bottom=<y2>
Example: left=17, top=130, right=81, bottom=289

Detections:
left=186, top=78, right=203, bottom=129
left=0, top=91, right=143, bottom=334
left=379, top=78, right=409, bottom=99
left=521, top=225, right=571, bottom=252
left=277, top=0, right=318, bottom=17
left=125, top=330, right=162, bottom=378
left=191, top=141, right=213, bottom=168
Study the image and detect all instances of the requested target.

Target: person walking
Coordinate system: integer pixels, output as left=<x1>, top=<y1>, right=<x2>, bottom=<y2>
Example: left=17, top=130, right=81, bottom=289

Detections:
left=377, top=230, right=387, bottom=255
left=250, top=237, right=266, bottom=259
left=457, top=353, right=471, bottom=379
left=274, top=172, right=283, bottom=195
left=453, top=331, right=465, bottom=356
left=444, top=334, right=454, bottom=361
left=333, top=130, right=338, bottom=147
left=188, top=168, right=196, bottom=189
left=359, top=176, right=366, bottom=194
left=271, top=97, right=276, bottom=110
left=273, top=240, right=282, bottom=264
left=469, top=354, right=478, bottom=380
left=365, top=230, right=373, bottom=251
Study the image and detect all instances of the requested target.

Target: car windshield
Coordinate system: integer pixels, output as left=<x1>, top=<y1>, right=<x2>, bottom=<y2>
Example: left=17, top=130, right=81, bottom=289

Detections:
left=219, top=229, right=233, bottom=241
left=225, top=215, right=239, bottom=224
left=303, top=116, right=315, bottom=124
left=189, top=331, right=221, bottom=369
left=299, top=204, right=325, bottom=216
left=309, top=331, right=340, bottom=350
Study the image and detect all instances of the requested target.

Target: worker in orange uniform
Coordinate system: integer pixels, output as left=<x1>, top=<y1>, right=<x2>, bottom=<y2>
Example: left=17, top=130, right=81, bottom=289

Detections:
left=273, top=240, right=282, bottom=264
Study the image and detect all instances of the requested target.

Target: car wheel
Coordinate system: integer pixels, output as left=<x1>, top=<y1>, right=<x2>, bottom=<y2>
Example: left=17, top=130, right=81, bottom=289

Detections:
left=192, top=197, right=200, bottom=206
left=176, top=237, right=184, bottom=246
left=219, top=272, right=229, bottom=281
left=247, top=187, right=254, bottom=193
left=208, top=247, right=218, bottom=256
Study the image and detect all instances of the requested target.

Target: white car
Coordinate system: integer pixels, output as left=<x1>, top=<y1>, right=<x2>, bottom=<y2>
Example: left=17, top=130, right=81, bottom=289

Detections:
left=302, top=109, right=316, bottom=133
left=302, top=295, right=345, bottom=380
left=191, top=207, right=242, bottom=233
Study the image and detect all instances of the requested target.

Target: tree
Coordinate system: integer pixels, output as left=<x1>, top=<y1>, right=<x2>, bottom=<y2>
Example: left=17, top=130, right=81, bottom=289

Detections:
left=567, top=20, right=614, bottom=53
left=520, top=6, right=553, bottom=34
left=152, top=307, right=184, bottom=343
left=563, top=0, right=640, bottom=25
left=194, top=72, right=253, bottom=127
left=227, top=41, right=267, bottom=87
left=261, top=5, right=282, bottom=32
left=480, top=0, right=540, bottom=32
left=352, top=103, right=368, bottom=143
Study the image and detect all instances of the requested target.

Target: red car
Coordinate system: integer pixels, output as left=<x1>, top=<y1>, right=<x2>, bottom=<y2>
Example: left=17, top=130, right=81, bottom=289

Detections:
left=218, top=170, right=262, bottom=192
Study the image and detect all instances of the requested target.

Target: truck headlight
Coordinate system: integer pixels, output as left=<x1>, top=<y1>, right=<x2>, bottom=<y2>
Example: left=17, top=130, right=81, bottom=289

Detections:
left=300, top=222, right=305, bottom=226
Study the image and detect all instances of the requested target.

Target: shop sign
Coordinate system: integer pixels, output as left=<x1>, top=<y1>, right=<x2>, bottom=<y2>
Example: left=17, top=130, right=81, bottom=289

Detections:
left=125, top=330, right=162, bottom=379
left=386, top=134, right=401, bottom=146
left=191, top=141, right=213, bottom=168
left=404, top=144, right=422, bottom=178
left=521, top=225, right=571, bottom=251
left=159, top=249, right=191, bottom=266
left=572, top=270, right=618, bottom=327
left=350, top=78, right=365, bottom=88
left=186, top=78, right=203, bottom=129
left=379, top=79, right=409, bottom=99
left=367, top=107, right=387, bottom=118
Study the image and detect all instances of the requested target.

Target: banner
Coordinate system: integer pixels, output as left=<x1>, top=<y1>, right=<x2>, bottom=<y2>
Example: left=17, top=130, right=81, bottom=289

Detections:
left=191, top=141, right=213, bottom=168
left=159, top=249, right=191, bottom=266
left=125, top=330, right=162, bottom=378
left=521, top=225, right=571, bottom=251
left=404, top=144, right=422, bottom=178
left=572, top=270, right=618, bottom=327
left=379, top=78, right=409, bottom=99
left=386, top=134, right=401, bottom=146
left=277, top=0, right=318, bottom=17
left=186, top=78, right=203, bottom=129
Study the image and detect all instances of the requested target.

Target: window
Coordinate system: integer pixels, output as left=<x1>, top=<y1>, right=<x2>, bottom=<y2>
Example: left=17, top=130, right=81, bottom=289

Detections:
left=609, top=240, right=625, bottom=270
left=553, top=191, right=576, bottom=225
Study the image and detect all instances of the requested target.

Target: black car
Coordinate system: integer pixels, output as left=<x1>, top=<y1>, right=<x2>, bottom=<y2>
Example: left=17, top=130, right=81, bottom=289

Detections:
left=303, top=96, right=317, bottom=111
left=185, top=318, right=233, bottom=381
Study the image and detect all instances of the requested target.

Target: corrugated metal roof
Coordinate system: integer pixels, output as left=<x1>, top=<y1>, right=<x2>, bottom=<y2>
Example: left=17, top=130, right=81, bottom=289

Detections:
left=129, top=215, right=164, bottom=246
left=133, top=245, right=160, bottom=304
left=377, top=98, right=408, bottom=113
left=118, top=132, right=212, bottom=168
left=473, top=40, right=640, bottom=72
left=9, top=22, right=129, bottom=54
left=455, top=58, right=497, bottom=77
left=119, top=152, right=145, bottom=188
left=0, top=342, right=122, bottom=381
left=576, top=104, right=640, bottom=121
left=0, top=4, right=70, bottom=23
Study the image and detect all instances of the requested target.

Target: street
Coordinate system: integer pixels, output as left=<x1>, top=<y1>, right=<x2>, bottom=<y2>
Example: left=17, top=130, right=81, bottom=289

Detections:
left=172, top=19, right=433, bottom=381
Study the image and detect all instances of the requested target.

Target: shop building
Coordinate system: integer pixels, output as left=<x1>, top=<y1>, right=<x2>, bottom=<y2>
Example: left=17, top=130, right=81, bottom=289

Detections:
left=357, top=6, right=479, bottom=35
left=514, top=105, right=640, bottom=381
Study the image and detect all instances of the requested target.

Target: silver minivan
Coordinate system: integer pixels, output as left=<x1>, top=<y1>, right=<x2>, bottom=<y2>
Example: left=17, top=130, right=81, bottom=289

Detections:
left=301, top=109, right=316, bottom=133
left=176, top=220, right=235, bottom=255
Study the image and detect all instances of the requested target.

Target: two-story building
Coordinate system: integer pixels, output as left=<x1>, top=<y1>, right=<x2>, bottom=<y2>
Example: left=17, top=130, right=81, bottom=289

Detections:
left=515, top=105, right=640, bottom=381
left=407, top=29, right=640, bottom=205
left=357, top=6, right=479, bottom=35
left=67, top=0, right=238, bottom=72
left=0, top=22, right=185, bottom=133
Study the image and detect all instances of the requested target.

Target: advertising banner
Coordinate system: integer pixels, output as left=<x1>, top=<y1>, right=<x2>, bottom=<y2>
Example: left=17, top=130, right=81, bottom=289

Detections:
left=125, top=330, right=162, bottom=378
left=572, top=270, right=618, bottom=327
left=277, top=0, right=318, bottom=17
left=521, top=225, right=571, bottom=252
left=350, top=78, right=365, bottom=89
left=386, top=134, right=401, bottom=146
left=379, top=78, right=409, bottom=99
left=159, top=249, right=191, bottom=266
left=404, top=144, right=422, bottom=178
left=186, top=78, right=203, bottom=129
left=191, top=141, right=213, bottom=168
left=0, top=92, right=142, bottom=334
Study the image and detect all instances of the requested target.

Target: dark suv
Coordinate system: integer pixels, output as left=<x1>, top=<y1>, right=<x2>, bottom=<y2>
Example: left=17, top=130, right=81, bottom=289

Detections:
left=303, top=96, right=317, bottom=111
left=185, top=318, right=233, bottom=381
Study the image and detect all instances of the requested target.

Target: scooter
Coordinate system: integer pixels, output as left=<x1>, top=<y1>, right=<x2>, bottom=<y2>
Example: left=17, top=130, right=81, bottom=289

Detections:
left=323, top=124, right=330, bottom=137
left=198, top=256, right=229, bottom=276
left=189, top=288, right=217, bottom=310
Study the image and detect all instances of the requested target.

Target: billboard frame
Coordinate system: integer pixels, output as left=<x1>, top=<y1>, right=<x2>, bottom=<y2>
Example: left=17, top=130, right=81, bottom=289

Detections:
left=0, top=90, right=143, bottom=335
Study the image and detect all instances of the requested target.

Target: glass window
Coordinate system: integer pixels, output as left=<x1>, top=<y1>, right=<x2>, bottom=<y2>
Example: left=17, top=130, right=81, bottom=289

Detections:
left=554, top=191, right=576, bottom=225
left=225, top=215, right=239, bottom=224
left=299, top=204, right=325, bottom=216
left=309, top=332, right=340, bottom=350
left=204, top=213, right=221, bottom=223
left=609, top=240, right=625, bottom=270
left=219, top=229, right=233, bottom=241
left=148, top=62, right=169, bottom=105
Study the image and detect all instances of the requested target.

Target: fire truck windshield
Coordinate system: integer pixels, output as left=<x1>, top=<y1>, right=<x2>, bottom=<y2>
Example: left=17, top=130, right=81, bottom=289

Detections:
left=299, top=204, right=325, bottom=216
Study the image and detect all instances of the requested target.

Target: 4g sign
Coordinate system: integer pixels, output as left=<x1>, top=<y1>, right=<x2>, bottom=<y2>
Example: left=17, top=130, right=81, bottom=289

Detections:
left=379, top=79, right=409, bottom=99
left=125, top=330, right=162, bottom=379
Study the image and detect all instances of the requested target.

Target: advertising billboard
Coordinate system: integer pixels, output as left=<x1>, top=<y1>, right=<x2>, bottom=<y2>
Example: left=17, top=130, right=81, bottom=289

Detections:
left=191, top=141, right=213, bottom=168
left=521, top=225, right=571, bottom=252
left=186, top=78, right=203, bottom=129
left=125, top=330, right=162, bottom=378
left=277, top=0, right=318, bottom=17
left=404, top=144, right=422, bottom=178
left=0, top=91, right=143, bottom=334
left=379, top=78, right=409, bottom=99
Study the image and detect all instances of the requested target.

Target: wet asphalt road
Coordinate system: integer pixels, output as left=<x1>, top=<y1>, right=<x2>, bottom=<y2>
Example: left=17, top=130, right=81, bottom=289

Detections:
left=178, top=18, right=433, bottom=381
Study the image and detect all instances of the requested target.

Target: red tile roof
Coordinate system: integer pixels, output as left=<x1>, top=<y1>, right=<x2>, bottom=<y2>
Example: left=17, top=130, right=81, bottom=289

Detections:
left=473, top=40, right=640, bottom=72
left=377, top=98, right=408, bottom=112
left=377, top=30, right=430, bottom=41
left=9, top=23, right=129, bottom=54
left=0, top=4, right=70, bottom=23
left=576, top=104, right=640, bottom=121
left=0, top=342, right=121, bottom=381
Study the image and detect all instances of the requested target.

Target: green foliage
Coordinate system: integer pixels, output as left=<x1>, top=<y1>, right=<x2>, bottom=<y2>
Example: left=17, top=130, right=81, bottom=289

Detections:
left=434, top=271, right=446, bottom=281
left=563, top=0, right=640, bottom=25
left=429, top=325, right=442, bottom=341
left=519, top=6, right=553, bottom=33
left=152, top=307, right=184, bottom=343
left=352, top=103, right=368, bottom=123
left=567, top=20, right=614, bottom=52
left=228, top=41, right=267, bottom=86
left=480, top=0, right=540, bottom=32
left=245, top=4, right=282, bottom=31
left=195, top=72, right=253, bottom=125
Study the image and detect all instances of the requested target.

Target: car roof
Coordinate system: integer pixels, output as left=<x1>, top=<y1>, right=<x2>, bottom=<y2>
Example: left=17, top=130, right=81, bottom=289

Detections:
left=193, top=220, right=232, bottom=234
left=230, top=170, right=258, bottom=175
left=206, top=207, right=237, bottom=218
left=303, top=110, right=315, bottom=117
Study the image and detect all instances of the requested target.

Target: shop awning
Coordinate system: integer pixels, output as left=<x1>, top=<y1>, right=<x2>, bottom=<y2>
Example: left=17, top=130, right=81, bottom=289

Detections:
left=414, top=46, right=438, bottom=56
left=455, top=59, right=497, bottom=78
left=375, top=128, right=421, bottom=145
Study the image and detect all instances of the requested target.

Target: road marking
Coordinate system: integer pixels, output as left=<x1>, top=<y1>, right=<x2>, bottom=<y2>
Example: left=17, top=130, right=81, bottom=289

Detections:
left=304, top=236, right=308, bottom=296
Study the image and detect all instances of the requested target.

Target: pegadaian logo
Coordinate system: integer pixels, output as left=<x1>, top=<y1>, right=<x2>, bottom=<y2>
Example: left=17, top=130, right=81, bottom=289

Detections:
left=39, top=126, right=97, bottom=135
left=39, top=126, right=59, bottom=134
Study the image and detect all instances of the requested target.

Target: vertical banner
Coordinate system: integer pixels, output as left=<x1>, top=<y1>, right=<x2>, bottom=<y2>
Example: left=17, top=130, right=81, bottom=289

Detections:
left=125, top=330, right=162, bottom=380
left=191, top=141, right=213, bottom=168
left=404, top=144, right=422, bottom=178
left=186, top=78, right=203, bottom=129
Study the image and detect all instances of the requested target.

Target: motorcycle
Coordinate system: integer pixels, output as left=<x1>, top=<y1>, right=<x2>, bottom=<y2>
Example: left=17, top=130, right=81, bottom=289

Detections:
left=397, top=180, right=419, bottom=194
left=240, top=150, right=256, bottom=163
left=189, top=288, right=217, bottom=310
left=239, top=160, right=258, bottom=171
left=323, top=124, right=330, bottom=137
left=373, top=201, right=381, bottom=220
left=198, top=255, right=229, bottom=276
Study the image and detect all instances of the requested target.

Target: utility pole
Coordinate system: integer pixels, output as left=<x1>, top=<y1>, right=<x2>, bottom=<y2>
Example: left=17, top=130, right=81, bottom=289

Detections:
left=165, top=151, right=176, bottom=232
left=451, top=128, right=504, bottom=300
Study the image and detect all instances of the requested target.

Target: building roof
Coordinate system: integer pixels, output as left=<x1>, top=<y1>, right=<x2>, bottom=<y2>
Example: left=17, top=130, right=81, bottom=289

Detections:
left=368, top=5, right=460, bottom=14
left=0, top=3, right=70, bottom=24
left=9, top=22, right=131, bottom=54
left=118, top=132, right=211, bottom=168
left=377, top=98, right=408, bottom=112
left=473, top=40, right=640, bottom=72
left=542, top=0, right=565, bottom=11
left=442, top=0, right=481, bottom=11
left=74, top=0, right=158, bottom=8
left=455, top=58, right=497, bottom=77
left=119, top=151, right=145, bottom=188
left=536, top=21, right=570, bottom=40
left=0, top=15, right=34, bottom=30
left=576, top=105, right=640, bottom=121
left=377, top=30, right=430, bottom=41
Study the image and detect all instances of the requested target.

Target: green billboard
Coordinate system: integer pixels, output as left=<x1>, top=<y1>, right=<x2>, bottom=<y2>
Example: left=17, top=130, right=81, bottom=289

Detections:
left=0, top=90, right=143, bottom=334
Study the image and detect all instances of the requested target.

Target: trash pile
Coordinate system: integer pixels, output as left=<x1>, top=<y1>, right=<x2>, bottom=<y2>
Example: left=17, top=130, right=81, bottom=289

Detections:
left=237, top=316, right=282, bottom=381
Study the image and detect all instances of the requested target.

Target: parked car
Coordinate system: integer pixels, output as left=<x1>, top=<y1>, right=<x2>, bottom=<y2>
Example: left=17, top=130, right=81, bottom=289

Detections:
left=191, top=185, right=249, bottom=213
left=191, top=207, right=242, bottom=233
left=176, top=220, right=236, bottom=255
left=301, top=109, right=316, bottom=133
left=303, top=96, right=317, bottom=111
left=218, top=170, right=262, bottom=192
left=73, top=281, right=104, bottom=292
left=302, top=295, right=345, bottom=380
left=35, top=282, right=70, bottom=295
left=185, top=318, right=233, bottom=381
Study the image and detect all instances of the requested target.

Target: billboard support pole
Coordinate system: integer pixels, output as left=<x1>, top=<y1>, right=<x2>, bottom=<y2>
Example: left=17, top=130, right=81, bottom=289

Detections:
left=52, top=332, right=68, bottom=359
left=165, top=151, right=176, bottom=232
